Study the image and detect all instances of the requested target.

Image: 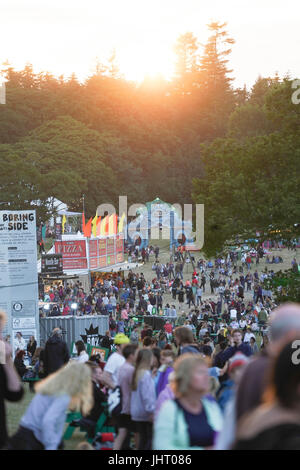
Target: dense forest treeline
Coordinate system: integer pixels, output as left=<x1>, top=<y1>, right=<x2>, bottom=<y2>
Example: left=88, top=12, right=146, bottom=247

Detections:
left=0, top=21, right=299, bottom=254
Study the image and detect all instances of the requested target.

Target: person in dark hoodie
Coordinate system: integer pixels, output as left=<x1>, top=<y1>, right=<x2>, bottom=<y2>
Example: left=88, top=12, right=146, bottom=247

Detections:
left=43, top=328, right=70, bottom=376
left=174, top=326, right=201, bottom=356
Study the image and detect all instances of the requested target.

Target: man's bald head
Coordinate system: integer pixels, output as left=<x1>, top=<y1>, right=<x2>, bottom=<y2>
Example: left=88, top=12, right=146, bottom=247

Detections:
left=269, top=303, right=300, bottom=343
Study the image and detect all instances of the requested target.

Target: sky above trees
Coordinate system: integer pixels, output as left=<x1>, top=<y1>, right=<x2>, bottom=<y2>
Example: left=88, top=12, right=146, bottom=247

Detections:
left=1, top=0, right=299, bottom=87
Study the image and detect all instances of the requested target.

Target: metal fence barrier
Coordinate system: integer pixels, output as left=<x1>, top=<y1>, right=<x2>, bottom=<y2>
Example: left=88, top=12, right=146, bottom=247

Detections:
left=40, top=315, right=109, bottom=349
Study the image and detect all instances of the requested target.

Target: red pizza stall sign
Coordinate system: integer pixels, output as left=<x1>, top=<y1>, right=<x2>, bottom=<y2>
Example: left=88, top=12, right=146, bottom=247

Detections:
left=98, top=256, right=107, bottom=268
left=98, top=239, right=107, bottom=257
left=55, top=240, right=86, bottom=258
left=89, top=240, right=98, bottom=269
left=116, top=235, right=124, bottom=253
left=116, top=252, right=124, bottom=263
left=107, top=238, right=115, bottom=255
left=89, top=240, right=98, bottom=258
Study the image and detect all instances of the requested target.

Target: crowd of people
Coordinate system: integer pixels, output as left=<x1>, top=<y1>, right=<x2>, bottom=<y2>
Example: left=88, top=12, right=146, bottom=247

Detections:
left=40, top=246, right=281, bottom=323
left=1, top=245, right=300, bottom=451
left=2, top=301, right=300, bottom=450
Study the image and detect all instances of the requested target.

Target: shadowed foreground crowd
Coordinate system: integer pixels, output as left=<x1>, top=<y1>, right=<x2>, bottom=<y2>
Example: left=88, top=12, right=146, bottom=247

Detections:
left=2, top=302, right=300, bottom=450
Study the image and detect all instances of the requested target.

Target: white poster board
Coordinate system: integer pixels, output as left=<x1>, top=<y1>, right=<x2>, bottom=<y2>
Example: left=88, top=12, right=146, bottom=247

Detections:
left=0, top=211, right=39, bottom=354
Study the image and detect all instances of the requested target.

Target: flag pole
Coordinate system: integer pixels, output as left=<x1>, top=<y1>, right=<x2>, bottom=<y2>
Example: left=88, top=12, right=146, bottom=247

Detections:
left=82, top=194, right=85, bottom=217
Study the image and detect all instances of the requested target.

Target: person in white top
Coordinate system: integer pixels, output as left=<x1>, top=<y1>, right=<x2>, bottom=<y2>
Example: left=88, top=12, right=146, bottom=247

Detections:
left=101, top=334, right=130, bottom=389
left=243, top=328, right=256, bottom=343
left=14, top=332, right=26, bottom=355
left=74, top=341, right=89, bottom=363
left=169, top=305, right=177, bottom=318
left=147, top=302, right=154, bottom=315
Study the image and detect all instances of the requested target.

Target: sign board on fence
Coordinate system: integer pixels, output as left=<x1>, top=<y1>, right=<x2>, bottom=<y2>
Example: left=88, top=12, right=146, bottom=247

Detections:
left=87, top=344, right=109, bottom=361
left=0, top=210, right=39, bottom=353
left=70, top=342, right=109, bottom=361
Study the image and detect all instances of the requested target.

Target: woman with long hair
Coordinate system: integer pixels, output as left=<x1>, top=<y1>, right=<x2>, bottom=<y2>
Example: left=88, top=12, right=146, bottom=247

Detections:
left=9, top=362, right=93, bottom=450
left=153, top=354, right=223, bottom=449
left=13, top=350, right=27, bottom=379
left=157, top=332, right=167, bottom=350
left=27, top=336, right=37, bottom=359
left=131, top=349, right=156, bottom=450
left=174, top=326, right=200, bottom=355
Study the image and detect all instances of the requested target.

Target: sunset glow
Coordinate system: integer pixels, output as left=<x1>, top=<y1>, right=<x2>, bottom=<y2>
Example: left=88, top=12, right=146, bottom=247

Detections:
left=1, top=0, right=300, bottom=86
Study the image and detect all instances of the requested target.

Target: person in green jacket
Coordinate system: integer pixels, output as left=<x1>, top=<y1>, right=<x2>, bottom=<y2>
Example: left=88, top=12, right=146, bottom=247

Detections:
left=175, top=314, right=186, bottom=327
left=258, top=308, right=268, bottom=325
left=153, top=354, right=223, bottom=450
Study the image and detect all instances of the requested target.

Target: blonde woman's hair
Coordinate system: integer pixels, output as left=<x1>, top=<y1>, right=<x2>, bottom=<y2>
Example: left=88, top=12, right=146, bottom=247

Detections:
left=132, top=348, right=153, bottom=391
left=35, top=362, right=93, bottom=416
left=172, top=353, right=208, bottom=398
left=209, top=376, right=220, bottom=398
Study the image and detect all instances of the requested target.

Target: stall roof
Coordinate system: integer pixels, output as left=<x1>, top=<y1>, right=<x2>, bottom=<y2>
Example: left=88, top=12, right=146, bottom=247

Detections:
left=38, top=257, right=142, bottom=276
left=57, top=210, right=82, bottom=216
left=39, top=273, right=80, bottom=281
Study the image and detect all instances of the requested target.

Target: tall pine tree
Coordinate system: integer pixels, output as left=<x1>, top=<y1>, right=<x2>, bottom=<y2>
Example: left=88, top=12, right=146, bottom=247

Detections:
left=173, top=32, right=200, bottom=96
left=198, top=21, right=236, bottom=137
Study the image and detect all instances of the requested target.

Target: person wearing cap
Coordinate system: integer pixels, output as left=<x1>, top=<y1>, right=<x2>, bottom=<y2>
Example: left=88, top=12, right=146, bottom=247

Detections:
left=215, top=352, right=249, bottom=450
left=101, top=333, right=130, bottom=389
